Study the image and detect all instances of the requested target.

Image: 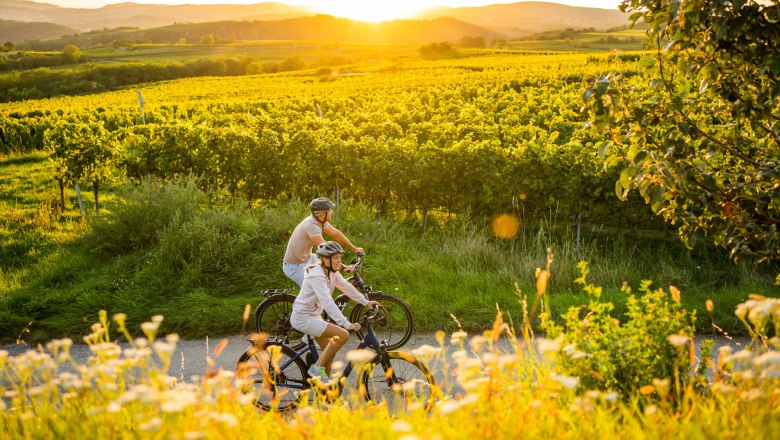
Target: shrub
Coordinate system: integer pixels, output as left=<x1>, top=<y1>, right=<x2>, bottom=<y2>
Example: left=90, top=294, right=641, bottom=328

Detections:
left=85, top=176, right=205, bottom=256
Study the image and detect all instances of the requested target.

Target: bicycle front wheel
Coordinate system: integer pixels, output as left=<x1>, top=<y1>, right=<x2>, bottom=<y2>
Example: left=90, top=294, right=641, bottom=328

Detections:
left=236, top=343, right=308, bottom=411
left=357, top=351, right=436, bottom=415
left=352, top=293, right=413, bottom=350
left=255, top=294, right=305, bottom=350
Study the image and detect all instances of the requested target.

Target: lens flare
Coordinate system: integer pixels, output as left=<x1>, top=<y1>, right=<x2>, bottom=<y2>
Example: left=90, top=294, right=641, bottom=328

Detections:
left=491, top=214, right=519, bottom=239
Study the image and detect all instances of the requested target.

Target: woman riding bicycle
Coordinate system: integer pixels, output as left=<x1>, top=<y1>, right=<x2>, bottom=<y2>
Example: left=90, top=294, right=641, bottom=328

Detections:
left=290, top=241, right=378, bottom=383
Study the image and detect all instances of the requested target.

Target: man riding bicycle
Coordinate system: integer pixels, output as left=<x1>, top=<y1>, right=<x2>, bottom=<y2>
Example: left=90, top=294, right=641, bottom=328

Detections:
left=282, top=197, right=364, bottom=287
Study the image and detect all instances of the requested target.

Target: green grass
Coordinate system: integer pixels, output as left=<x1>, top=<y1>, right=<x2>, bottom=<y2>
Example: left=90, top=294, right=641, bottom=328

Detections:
left=0, top=152, right=777, bottom=342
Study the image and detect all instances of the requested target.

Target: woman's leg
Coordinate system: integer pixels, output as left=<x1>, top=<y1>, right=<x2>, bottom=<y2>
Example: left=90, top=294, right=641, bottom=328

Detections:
left=314, top=323, right=349, bottom=374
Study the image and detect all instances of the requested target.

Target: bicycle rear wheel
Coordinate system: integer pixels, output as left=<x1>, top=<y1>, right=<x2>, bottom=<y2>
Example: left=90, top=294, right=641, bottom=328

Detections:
left=236, top=343, right=308, bottom=411
left=255, top=294, right=305, bottom=350
left=352, top=293, right=413, bottom=350
left=357, top=351, right=436, bottom=415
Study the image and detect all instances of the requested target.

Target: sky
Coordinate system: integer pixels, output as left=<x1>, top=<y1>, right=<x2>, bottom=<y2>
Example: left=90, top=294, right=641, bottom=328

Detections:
left=43, top=1, right=625, bottom=21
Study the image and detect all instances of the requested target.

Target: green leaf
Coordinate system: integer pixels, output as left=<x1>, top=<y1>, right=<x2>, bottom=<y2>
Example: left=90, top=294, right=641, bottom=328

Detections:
left=596, top=141, right=610, bottom=159
left=638, top=55, right=656, bottom=68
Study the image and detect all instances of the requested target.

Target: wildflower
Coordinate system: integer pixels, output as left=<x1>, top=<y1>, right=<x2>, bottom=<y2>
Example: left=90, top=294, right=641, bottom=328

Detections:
left=469, top=336, right=487, bottom=352
left=183, top=431, right=207, bottom=440
left=706, top=299, right=714, bottom=313
left=346, top=349, right=375, bottom=364
left=603, top=392, right=619, bottom=403
left=412, top=344, right=442, bottom=359
left=152, top=315, right=164, bottom=324
left=113, top=313, right=127, bottom=325
left=740, top=389, right=762, bottom=401
left=141, top=322, right=159, bottom=333
left=211, top=413, right=238, bottom=428
left=652, top=378, right=670, bottom=398
left=552, top=375, right=580, bottom=389
left=711, top=382, right=736, bottom=394
left=392, top=420, right=413, bottom=433
left=530, top=399, right=542, bottom=409
left=669, top=285, right=681, bottom=303
left=667, top=334, right=689, bottom=347
left=166, top=334, right=180, bottom=344
left=754, top=352, right=780, bottom=367
left=107, top=402, right=121, bottom=413
left=644, top=405, right=657, bottom=416
left=759, top=366, right=780, bottom=379
left=723, top=350, right=753, bottom=366
left=748, top=303, right=771, bottom=328
left=536, top=336, right=563, bottom=356
left=450, top=331, right=468, bottom=345
left=435, top=330, right=446, bottom=346
left=437, top=399, right=462, bottom=415
left=139, top=417, right=162, bottom=432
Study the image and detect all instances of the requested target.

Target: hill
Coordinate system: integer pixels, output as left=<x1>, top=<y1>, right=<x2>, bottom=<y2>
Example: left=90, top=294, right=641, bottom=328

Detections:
left=0, top=0, right=314, bottom=31
left=19, top=15, right=504, bottom=50
left=0, top=19, right=78, bottom=42
left=420, top=1, right=630, bottom=37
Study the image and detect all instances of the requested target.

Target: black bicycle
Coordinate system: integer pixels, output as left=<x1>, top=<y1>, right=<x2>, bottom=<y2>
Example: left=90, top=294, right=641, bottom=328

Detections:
left=253, top=256, right=413, bottom=350
left=236, top=306, right=436, bottom=413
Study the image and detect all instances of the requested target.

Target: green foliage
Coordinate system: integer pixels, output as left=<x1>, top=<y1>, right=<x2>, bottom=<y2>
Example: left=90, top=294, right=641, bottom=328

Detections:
left=583, top=0, right=780, bottom=264
left=542, top=262, right=696, bottom=398
left=419, top=42, right=456, bottom=58
left=85, top=176, right=205, bottom=256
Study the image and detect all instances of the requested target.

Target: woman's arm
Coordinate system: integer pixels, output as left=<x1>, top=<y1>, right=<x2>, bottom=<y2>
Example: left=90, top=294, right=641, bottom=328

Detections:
left=310, top=275, right=352, bottom=328
left=334, top=273, right=369, bottom=307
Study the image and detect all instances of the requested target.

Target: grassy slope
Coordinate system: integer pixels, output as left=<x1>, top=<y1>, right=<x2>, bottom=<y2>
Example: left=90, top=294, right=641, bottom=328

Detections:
left=1, top=153, right=776, bottom=343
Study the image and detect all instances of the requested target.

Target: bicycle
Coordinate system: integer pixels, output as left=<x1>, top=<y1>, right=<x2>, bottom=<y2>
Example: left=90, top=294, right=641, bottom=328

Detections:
left=236, top=306, right=436, bottom=413
left=253, top=256, right=413, bottom=351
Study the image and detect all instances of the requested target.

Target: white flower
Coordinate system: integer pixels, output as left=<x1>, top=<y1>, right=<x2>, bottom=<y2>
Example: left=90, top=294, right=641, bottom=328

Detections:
left=754, top=351, right=780, bottom=367
left=141, top=322, right=159, bottom=333
left=711, top=382, right=736, bottom=394
left=450, top=331, right=468, bottom=344
left=437, top=399, right=462, bottom=415
left=552, top=375, right=580, bottom=389
left=107, top=402, right=121, bottom=413
left=391, top=420, right=413, bottom=432
left=345, top=349, right=375, bottom=364
left=667, top=334, right=689, bottom=347
left=412, top=344, right=442, bottom=358
left=740, top=389, right=762, bottom=401
left=536, top=336, right=563, bottom=355
left=603, top=392, right=619, bottom=403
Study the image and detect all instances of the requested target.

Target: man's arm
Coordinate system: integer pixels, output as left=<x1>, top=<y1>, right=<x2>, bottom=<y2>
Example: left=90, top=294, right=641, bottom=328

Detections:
left=323, top=224, right=364, bottom=255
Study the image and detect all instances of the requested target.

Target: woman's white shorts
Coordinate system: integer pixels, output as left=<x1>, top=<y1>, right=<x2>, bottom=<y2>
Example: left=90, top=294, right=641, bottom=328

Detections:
left=290, top=312, right=329, bottom=338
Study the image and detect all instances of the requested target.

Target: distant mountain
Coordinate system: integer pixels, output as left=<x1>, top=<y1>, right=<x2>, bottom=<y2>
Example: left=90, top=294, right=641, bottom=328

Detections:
left=19, top=15, right=504, bottom=49
left=419, top=1, right=629, bottom=37
left=0, top=19, right=77, bottom=42
left=0, top=1, right=314, bottom=31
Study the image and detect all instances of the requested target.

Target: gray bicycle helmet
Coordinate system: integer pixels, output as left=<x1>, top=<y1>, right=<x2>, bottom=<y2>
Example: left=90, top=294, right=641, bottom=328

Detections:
left=316, top=241, right=344, bottom=257
left=310, top=197, right=335, bottom=213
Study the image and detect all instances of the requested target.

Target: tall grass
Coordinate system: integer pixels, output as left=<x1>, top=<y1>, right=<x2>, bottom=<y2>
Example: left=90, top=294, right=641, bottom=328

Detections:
left=1, top=295, right=779, bottom=439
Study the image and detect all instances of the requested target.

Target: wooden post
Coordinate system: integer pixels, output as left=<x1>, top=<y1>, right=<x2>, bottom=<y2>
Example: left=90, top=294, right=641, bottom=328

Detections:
left=74, top=181, right=85, bottom=217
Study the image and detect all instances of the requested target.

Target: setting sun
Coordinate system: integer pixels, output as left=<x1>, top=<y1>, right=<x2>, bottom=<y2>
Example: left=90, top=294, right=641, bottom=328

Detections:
left=312, top=1, right=431, bottom=22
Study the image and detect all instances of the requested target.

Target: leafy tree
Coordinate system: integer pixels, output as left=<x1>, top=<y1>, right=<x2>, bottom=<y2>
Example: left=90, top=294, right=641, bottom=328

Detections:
left=61, top=44, right=83, bottom=63
left=583, top=0, right=780, bottom=264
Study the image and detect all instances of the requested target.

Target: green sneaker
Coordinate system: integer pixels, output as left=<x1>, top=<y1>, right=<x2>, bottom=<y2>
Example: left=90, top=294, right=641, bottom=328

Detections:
left=307, top=364, right=329, bottom=383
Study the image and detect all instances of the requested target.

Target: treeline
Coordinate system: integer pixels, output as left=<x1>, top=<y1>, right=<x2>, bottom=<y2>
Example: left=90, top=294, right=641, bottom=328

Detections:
left=0, top=55, right=310, bottom=102
left=0, top=45, right=86, bottom=72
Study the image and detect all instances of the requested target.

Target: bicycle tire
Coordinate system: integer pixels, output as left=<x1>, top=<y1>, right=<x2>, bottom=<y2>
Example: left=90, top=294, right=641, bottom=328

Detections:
left=236, top=343, right=308, bottom=411
left=351, top=293, right=413, bottom=350
left=255, top=294, right=305, bottom=350
left=357, top=351, right=436, bottom=415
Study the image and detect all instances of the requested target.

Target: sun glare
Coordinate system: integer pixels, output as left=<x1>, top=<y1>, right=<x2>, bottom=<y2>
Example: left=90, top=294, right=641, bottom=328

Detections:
left=314, top=1, right=428, bottom=22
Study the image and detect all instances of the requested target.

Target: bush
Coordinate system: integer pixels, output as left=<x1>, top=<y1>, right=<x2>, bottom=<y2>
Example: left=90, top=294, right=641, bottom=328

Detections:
left=85, top=176, right=205, bottom=256
left=539, top=262, right=696, bottom=399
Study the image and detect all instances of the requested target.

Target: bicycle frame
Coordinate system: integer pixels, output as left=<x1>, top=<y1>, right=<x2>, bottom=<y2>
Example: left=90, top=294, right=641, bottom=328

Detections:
left=270, top=325, right=383, bottom=393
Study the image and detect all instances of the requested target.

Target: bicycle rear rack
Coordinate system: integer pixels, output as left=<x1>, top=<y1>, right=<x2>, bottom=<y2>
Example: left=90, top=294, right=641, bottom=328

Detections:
left=260, top=288, right=295, bottom=296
